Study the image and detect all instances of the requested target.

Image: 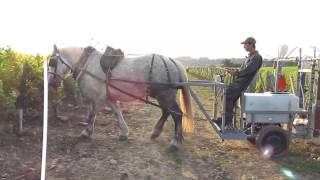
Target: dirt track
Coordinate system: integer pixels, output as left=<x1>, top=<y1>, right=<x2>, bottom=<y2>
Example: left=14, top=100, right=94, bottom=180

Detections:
left=46, top=90, right=320, bottom=180
left=0, top=113, right=42, bottom=180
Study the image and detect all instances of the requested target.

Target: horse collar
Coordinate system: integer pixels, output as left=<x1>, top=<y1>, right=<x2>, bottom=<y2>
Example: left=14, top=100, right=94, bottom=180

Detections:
left=73, top=46, right=96, bottom=79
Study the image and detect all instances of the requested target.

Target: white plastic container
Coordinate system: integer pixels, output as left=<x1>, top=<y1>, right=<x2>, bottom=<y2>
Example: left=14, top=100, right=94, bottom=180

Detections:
left=244, top=92, right=300, bottom=112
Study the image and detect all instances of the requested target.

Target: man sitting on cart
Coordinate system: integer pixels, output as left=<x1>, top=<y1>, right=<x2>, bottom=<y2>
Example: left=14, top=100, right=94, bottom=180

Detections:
left=217, top=37, right=263, bottom=127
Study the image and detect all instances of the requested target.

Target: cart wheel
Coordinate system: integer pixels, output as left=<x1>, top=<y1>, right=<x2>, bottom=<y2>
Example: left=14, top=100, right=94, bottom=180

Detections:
left=256, top=125, right=289, bottom=158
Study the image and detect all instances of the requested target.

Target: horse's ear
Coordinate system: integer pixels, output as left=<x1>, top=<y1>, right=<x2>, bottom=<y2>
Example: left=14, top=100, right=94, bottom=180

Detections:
left=53, top=44, right=58, bottom=53
left=107, top=46, right=114, bottom=51
left=104, top=46, right=114, bottom=55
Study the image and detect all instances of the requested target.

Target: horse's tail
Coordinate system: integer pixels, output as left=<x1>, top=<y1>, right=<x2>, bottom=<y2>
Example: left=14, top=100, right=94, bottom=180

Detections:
left=179, top=85, right=194, bottom=133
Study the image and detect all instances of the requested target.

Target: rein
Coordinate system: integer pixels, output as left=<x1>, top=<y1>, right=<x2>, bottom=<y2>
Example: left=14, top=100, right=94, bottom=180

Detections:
left=48, top=48, right=183, bottom=115
left=48, top=53, right=73, bottom=85
left=48, top=47, right=97, bottom=83
left=107, top=78, right=182, bottom=115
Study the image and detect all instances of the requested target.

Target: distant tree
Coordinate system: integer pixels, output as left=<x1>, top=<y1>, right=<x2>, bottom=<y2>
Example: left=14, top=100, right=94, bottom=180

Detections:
left=221, top=59, right=241, bottom=68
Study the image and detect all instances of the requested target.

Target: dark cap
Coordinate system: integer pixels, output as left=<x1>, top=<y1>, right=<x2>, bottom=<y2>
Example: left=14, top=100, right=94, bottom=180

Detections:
left=241, top=37, right=256, bottom=44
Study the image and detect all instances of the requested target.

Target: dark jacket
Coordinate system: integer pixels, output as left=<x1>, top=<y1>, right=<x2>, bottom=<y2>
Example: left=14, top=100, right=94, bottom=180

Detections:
left=231, top=51, right=262, bottom=91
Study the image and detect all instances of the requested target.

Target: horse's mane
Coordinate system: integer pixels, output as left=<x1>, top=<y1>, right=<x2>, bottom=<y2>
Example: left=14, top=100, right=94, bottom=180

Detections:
left=59, top=47, right=85, bottom=61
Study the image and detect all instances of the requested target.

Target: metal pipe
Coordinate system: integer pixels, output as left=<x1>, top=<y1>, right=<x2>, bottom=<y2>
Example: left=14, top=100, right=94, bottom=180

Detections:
left=308, top=60, right=316, bottom=113
left=296, top=48, right=303, bottom=107
left=213, top=86, right=218, bottom=119
left=315, top=57, right=320, bottom=134
left=274, top=60, right=282, bottom=92
left=189, top=88, right=212, bottom=121
left=18, top=109, right=23, bottom=133
left=285, top=47, right=299, bottom=58
left=277, top=58, right=298, bottom=61
left=307, top=50, right=317, bottom=138
left=240, top=94, right=244, bottom=129
left=250, top=114, right=255, bottom=136
left=222, top=88, right=227, bottom=131
left=233, top=101, right=237, bottom=128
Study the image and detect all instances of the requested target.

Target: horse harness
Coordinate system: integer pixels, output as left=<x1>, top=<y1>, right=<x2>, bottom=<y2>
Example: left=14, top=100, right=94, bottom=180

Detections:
left=48, top=51, right=73, bottom=84
left=148, top=54, right=182, bottom=83
left=48, top=46, right=105, bottom=84
left=48, top=47, right=183, bottom=115
left=106, top=53, right=183, bottom=115
left=73, top=46, right=96, bottom=81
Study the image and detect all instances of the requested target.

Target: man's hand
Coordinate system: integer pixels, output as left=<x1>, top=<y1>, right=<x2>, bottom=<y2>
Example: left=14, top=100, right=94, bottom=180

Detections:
left=227, top=68, right=239, bottom=76
left=233, top=70, right=240, bottom=76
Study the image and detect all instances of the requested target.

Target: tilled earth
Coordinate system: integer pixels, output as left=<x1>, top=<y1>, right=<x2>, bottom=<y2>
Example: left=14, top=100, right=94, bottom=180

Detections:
left=0, top=112, right=42, bottom=180
left=46, top=99, right=320, bottom=180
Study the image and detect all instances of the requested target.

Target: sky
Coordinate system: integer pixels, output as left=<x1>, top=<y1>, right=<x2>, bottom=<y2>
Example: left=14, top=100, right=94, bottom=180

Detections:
left=0, top=0, right=319, bottom=59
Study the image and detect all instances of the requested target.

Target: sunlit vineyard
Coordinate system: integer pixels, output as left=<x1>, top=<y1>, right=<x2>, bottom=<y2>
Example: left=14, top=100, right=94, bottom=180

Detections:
left=187, top=66, right=299, bottom=93
left=187, top=67, right=238, bottom=85
left=0, top=47, right=44, bottom=119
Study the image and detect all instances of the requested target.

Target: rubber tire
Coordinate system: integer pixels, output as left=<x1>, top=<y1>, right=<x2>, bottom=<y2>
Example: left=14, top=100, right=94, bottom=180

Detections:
left=256, top=125, right=289, bottom=158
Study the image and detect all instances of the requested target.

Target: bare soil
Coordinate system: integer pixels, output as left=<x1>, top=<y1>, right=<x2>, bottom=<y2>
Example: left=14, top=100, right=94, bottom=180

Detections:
left=46, top=87, right=320, bottom=180
left=0, top=111, right=42, bottom=180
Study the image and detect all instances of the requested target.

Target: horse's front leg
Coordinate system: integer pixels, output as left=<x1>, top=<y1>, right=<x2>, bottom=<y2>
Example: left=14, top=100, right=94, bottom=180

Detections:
left=80, top=100, right=96, bottom=138
left=106, top=101, right=128, bottom=141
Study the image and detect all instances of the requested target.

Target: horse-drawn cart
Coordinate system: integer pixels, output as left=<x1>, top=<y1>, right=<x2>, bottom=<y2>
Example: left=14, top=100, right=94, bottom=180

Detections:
left=174, top=80, right=306, bottom=157
left=183, top=47, right=320, bottom=158
left=48, top=44, right=319, bottom=157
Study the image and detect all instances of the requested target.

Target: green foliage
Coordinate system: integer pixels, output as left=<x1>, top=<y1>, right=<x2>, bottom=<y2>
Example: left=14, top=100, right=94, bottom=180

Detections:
left=187, top=66, right=300, bottom=93
left=63, top=75, right=80, bottom=102
left=0, top=47, right=44, bottom=115
left=221, top=59, right=241, bottom=68
left=0, top=80, right=16, bottom=111
left=187, top=66, right=236, bottom=85
left=257, top=66, right=298, bottom=93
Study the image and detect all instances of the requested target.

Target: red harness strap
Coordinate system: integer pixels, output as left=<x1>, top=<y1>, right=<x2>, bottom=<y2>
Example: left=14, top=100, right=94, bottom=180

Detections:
left=105, top=72, right=154, bottom=106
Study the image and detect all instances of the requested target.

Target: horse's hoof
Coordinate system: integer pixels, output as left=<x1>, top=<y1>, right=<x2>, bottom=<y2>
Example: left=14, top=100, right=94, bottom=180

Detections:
left=167, top=144, right=179, bottom=152
left=150, top=129, right=161, bottom=140
left=118, top=135, right=128, bottom=141
left=150, top=133, right=159, bottom=140
left=80, top=130, right=91, bottom=138
left=167, top=139, right=180, bottom=152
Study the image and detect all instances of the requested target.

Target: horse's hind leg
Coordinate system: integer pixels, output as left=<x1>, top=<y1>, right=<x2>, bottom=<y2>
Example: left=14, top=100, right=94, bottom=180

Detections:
left=106, top=101, right=129, bottom=141
left=168, top=102, right=183, bottom=152
left=80, top=100, right=96, bottom=138
left=155, top=93, right=183, bottom=151
left=151, top=108, right=170, bottom=140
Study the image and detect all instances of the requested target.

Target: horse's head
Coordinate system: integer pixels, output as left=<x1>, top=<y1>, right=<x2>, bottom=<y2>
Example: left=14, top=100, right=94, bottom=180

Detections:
left=48, top=45, right=74, bottom=88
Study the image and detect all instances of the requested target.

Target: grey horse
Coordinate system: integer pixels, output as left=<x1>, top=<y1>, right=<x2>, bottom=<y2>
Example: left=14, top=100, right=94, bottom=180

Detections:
left=48, top=45, right=194, bottom=151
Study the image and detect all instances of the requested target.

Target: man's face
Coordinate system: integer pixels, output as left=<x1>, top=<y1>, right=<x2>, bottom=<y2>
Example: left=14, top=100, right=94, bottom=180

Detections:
left=243, top=43, right=254, bottom=52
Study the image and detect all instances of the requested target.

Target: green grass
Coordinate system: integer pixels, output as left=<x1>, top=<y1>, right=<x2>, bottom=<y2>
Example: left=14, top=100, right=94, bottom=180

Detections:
left=277, top=146, right=320, bottom=174
left=275, top=153, right=320, bottom=174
